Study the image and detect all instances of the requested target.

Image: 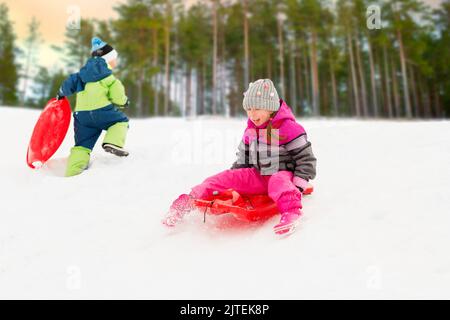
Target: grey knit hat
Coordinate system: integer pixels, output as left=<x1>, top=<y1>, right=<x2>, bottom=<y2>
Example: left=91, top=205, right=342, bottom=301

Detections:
left=243, top=79, right=280, bottom=112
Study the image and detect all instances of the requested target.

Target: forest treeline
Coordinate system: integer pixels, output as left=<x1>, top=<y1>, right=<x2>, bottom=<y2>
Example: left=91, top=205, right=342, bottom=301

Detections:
left=0, top=0, right=449, bottom=118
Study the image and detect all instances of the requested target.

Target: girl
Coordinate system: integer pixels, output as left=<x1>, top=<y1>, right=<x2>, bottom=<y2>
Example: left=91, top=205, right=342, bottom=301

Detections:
left=164, top=79, right=317, bottom=235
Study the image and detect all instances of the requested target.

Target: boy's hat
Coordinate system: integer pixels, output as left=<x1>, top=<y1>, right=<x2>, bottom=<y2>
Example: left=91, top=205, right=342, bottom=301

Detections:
left=243, top=79, right=280, bottom=112
left=91, top=37, right=118, bottom=63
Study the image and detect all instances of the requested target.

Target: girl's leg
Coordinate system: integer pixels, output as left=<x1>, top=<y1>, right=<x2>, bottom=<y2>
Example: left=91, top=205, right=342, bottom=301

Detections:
left=164, top=168, right=269, bottom=227
left=267, top=171, right=302, bottom=213
left=190, top=168, right=268, bottom=199
left=267, top=171, right=302, bottom=235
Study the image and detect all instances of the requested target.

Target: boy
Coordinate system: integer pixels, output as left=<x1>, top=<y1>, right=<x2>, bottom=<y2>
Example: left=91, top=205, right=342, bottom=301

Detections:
left=57, top=37, right=130, bottom=177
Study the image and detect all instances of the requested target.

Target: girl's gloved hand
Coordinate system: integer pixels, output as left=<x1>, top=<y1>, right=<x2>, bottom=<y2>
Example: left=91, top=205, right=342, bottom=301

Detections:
left=293, top=176, right=314, bottom=195
left=293, top=176, right=308, bottom=192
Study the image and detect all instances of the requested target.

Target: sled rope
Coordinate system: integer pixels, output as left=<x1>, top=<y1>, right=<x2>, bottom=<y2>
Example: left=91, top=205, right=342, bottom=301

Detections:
left=247, top=196, right=254, bottom=209
left=203, top=201, right=214, bottom=223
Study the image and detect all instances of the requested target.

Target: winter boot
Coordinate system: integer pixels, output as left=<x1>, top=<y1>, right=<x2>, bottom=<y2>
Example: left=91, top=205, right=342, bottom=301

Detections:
left=162, top=194, right=195, bottom=227
left=102, top=143, right=129, bottom=157
left=273, top=210, right=302, bottom=236
left=103, top=122, right=129, bottom=157
left=65, top=146, right=91, bottom=177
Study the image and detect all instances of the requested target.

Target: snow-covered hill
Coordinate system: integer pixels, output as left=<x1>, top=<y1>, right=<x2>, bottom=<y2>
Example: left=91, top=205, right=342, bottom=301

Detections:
left=1, top=106, right=449, bottom=299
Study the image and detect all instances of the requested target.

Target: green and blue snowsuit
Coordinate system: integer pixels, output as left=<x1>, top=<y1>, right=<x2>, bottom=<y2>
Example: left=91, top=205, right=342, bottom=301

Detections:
left=58, top=57, right=129, bottom=177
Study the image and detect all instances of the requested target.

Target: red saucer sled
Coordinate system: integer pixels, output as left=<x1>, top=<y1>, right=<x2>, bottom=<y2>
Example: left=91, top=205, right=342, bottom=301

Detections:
left=194, top=184, right=314, bottom=222
left=26, top=98, right=71, bottom=169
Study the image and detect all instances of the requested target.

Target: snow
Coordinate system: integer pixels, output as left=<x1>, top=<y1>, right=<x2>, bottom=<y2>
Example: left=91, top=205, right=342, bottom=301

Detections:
left=1, top=106, right=450, bottom=299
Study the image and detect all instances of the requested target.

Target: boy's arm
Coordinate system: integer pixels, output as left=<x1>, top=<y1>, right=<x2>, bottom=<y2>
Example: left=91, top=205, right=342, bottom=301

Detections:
left=231, top=140, right=253, bottom=170
left=58, top=73, right=85, bottom=98
left=285, top=134, right=317, bottom=191
left=104, top=75, right=128, bottom=106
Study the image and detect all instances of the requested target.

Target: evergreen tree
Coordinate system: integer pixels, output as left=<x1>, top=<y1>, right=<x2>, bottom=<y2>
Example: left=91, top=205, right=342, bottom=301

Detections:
left=20, top=17, right=41, bottom=106
left=0, top=3, right=19, bottom=105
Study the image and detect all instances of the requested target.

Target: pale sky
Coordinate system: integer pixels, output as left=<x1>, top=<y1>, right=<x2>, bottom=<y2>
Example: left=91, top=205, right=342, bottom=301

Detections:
left=3, top=0, right=127, bottom=71
left=3, top=0, right=200, bottom=70
left=4, top=0, right=124, bottom=43
left=3, top=0, right=443, bottom=71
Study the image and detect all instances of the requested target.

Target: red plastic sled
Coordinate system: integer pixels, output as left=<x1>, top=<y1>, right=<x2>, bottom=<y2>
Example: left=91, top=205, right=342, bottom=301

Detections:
left=194, top=185, right=314, bottom=222
left=26, top=98, right=71, bottom=169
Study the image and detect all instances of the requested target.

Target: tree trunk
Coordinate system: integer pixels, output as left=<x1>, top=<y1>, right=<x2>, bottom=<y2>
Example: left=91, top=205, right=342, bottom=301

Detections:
left=432, top=83, right=441, bottom=118
left=355, top=35, right=368, bottom=117
left=21, top=44, right=33, bottom=106
left=310, top=31, right=320, bottom=116
left=196, top=68, right=201, bottom=115
left=164, top=0, right=171, bottom=116
left=347, top=31, right=360, bottom=117
left=78, top=35, right=84, bottom=70
left=243, top=0, right=249, bottom=87
left=383, top=44, right=393, bottom=118
left=391, top=55, right=401, bottom=117
left=437, top=85, right=443, bottom=118
left=137, top=70, right=145, bottom=118
left=152, top=74, right=157, bottom=117
left=202, top=61, right=206, bottom=114
left=422, top=79, right=431, bottom=118
left=372, top=49, right=386, bottom=117
left=267, top=51, right=272, bottom=79
left=425, top=86, right=432, bottom=118
left=231, top=59, right=242, bottom=117
left=158, top=72, right=163, bottom=116
left=303, top=40, right=311, bottom=109
left=416, top=73, right=423, bottom=117
left=295, top=51, right=305, bottom=115
left=152, top=27, right=159, bottom=117
left=178, top=67, right=183, bottom=117
left=347, top=67, right=353, bottom=116
left=367, top=37, right=379, bottom=117
left=185, top=66, right=192, bottom=117
left=220, top=60, right=227, bottom=116
left=295, top=42, right=305, bottom=110
left=278, top=18, right=285, bottom=98
left=250, top=55, right=255, bottom=84
left=289, top=42, right=297, bottom=114
left=197, top=65, right=205, bottom=115
left=212, top=0, right=218, bottom=115
left=321, top=72, right=329, bottom=115
left=219, top=8, right=226, bottom=116
left=173, top=24, right=180, bottom=116
left=397, top=29, right=412, bottom=118
left=329, top=50, right=338, bottom=116
left=174, top=67, right=179, bottom=115
left=408, top=63, right=419, bottom=118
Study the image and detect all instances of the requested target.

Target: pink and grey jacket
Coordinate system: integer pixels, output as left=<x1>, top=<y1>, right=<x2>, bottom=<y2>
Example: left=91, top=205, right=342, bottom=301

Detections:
left=231, top=100, right=317, bottom=191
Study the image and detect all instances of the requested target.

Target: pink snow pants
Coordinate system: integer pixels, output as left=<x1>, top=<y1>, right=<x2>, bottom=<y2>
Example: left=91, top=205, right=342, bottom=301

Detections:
left=191, top=168, right=302, bottom=213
